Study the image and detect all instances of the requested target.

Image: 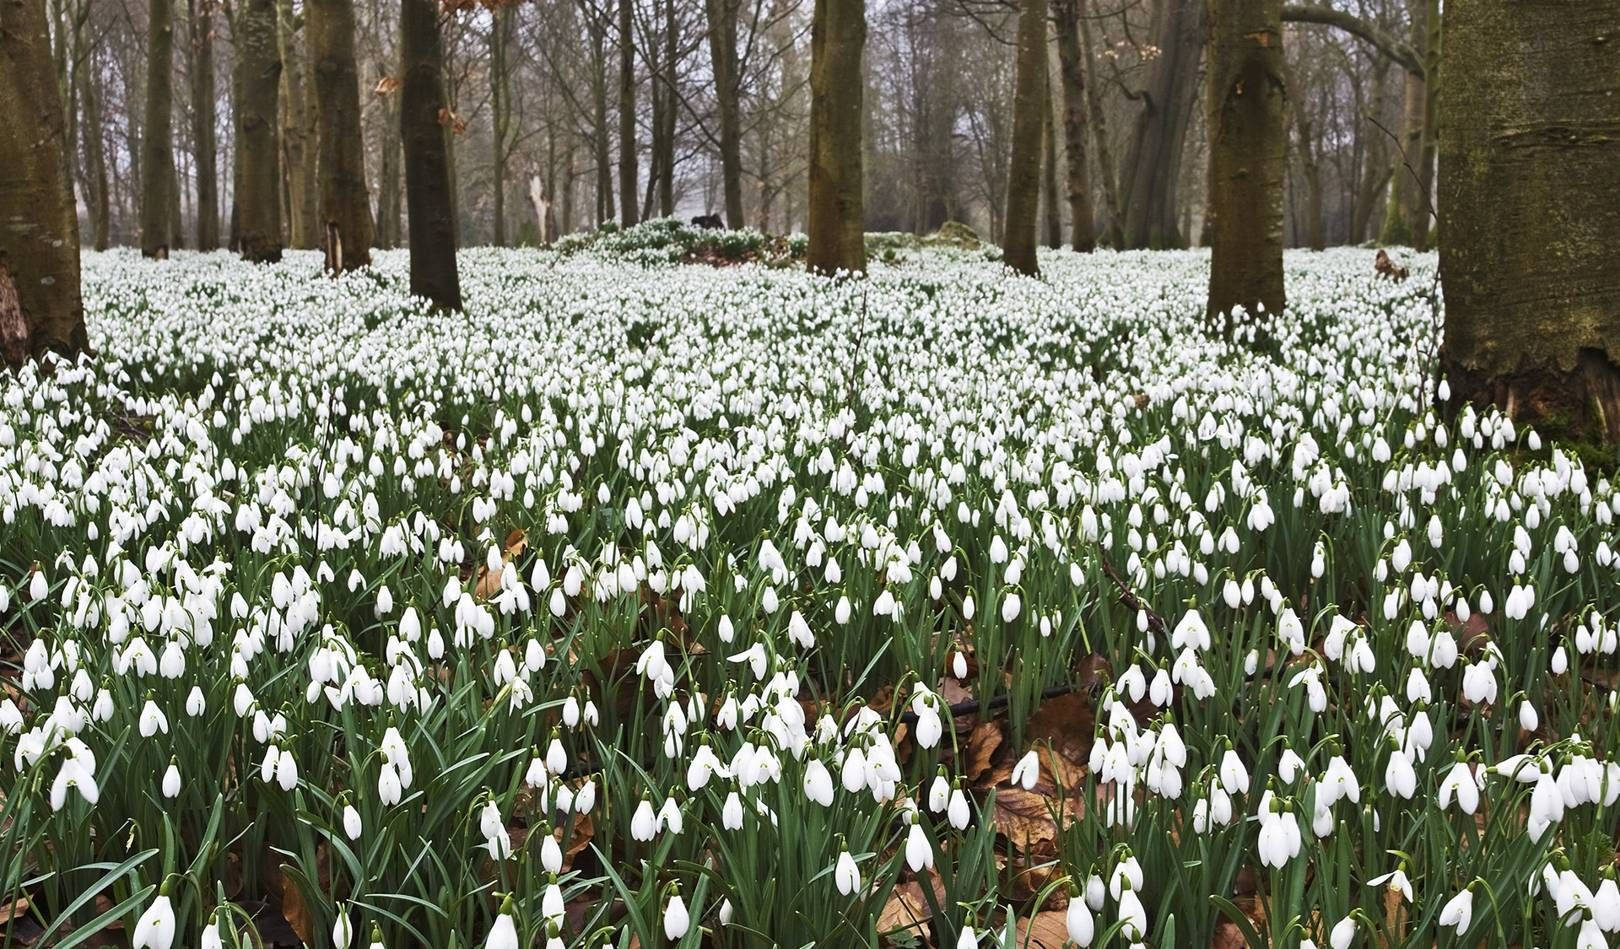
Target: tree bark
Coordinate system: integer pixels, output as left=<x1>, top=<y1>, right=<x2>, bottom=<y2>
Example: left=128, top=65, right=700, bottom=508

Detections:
left=587, top=10, right=615, bottom=224
left=1120, top=0, right=1203, bottom=249
left=1075, top=0, right=1120, bottom=246
left=235, top=0, right=284, bottom=262
left=1379, top=0, right=1430, bottom=247
left=190, top=0, right=220, bottom=250
left=490, top=4, right=513, bottom=244
left=618, top=0, right=638, bottom=226
left=1205, top=0, right=1286, bottom=321
left=141, top=0, right=176, bottom=258
left=1000, top=0, right=1047, bottom=276
left=309, top=0, right=373, bottom=271
left=377, top=89, right=402, bottom=247
left=279, top=0, right=319, bottom=248
left=77, top=38, right=111, bottom=251
left=1, top=0, right=87, bottom=367
left=1050, top=0, right=1095, bottom=252
left=1438, top=0, right=1620, bottom=446
left=401, top=0, right=461, bottom=309
left=1041, top=70, right=1062, bottom=249
left=806, top=0, right=864, bottom=275
left=704, top=0, right=744, bottom=227
left=658, top=0, right=676, bottom=216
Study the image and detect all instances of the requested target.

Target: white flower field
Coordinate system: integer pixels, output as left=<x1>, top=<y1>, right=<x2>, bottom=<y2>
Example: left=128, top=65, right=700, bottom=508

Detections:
left=3, top=243, right=1618, bottom=948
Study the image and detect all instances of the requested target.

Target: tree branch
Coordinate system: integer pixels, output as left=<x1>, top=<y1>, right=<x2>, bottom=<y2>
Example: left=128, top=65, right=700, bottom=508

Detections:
left=1281, top=4, right=1424, bottom=77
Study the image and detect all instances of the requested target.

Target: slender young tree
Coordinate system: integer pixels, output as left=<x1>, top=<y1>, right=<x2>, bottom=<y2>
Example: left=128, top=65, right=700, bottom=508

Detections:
left=401, top=0, right=462, bottom=309
left=190, top=0, right=220, bottom=250
left=78, top=34, right=111, bottom=251
left=141, top=0, right=176, bottom=258
left=806, top=0, right=865, bottom=274
left=1, top=0, right=87, bottom=367
left=309, top=0, right=374, bottom=271
left=1205, top=0, right=1286, bottom=321
left=618, top=0, right=638, bottom=226
left=1438, top=0, right=1620, bottom=445
left=235, top=0, right=284, bottom=261
left=999, top=0, right=1047, bottom=276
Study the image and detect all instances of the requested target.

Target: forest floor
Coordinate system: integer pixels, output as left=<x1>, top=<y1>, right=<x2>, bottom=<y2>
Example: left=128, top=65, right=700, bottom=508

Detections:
left=5, top=241, right=1619, bottom=949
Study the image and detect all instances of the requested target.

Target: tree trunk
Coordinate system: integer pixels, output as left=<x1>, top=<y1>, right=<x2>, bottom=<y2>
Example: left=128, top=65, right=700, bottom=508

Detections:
left=618, top=0, right=638, bottom=226
left=235, top=0, right=284, bottom=262
left=141, top=0, right=176, bottom=258
left=1041, top=71, right=1062, bottom=249
left=1438, top=0, right=1620, bottom=446
left=377, top=90, right=402, bottom=247
left=705, top=0, right=744, bottom=227
left=658, top=0, right=676, bottom=216
left=1, top=0, right=87, bottom=367
left=806, top=0, right=864, bottom=275
left=1206, top=0, right=1286, bottom=321
left=191, top=0, right=220, bottom=250
left=309, top=0, right=372, bottom=271
left=490, top=4, right=512, bottom=244
left=279, top=0, right=319, bottom=248
left=588, top=13, right=614, bottom=224
left=77, top=40, right=111, bottom=251
left=400, top=0, right=461, bottom=309
left=1120, top=0, right=1203, bottom=249
left=1051, top=0, right=1095, bottom=251
left=1379, top=0, right=1430, bottom=247
left=1075, top=0, right=1120, bottom=246
left=999, top=0, right=1046, bottom=276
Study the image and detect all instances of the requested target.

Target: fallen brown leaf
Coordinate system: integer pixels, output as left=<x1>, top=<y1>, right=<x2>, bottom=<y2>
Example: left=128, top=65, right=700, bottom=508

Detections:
left=280, top=866, right=316, bottom=945
left=1014, top=910, right=1073, bottom=948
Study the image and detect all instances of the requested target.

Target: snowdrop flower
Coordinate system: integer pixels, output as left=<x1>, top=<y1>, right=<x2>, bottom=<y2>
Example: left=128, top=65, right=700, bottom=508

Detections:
left=1438, top=886, right=1473, bottom=933
left=1010, top=750, right=1040, bottom=790
left=485, top=897, right=519, bottom=949
left=663, top=891, right=690, bottom=940
left=1368, top=867, right=1413, bottom=904
left=131, top=886, right=176, bottom=949
left=834, top=845, right=861, bottom=895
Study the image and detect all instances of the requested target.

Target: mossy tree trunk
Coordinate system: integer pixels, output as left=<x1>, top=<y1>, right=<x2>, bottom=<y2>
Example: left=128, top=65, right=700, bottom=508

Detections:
left=1438, top=0, right=1620, bottom=446
left=1, top=0, right=87, bottom=367
left=279, top=0, right=319, bottom=248
left=141, top=0, right=175, bottom=258
left=999, top=0, right=1047, bottom=277
left=400, top=0, right=461, bottom=309
left=806, top=0, right=865, bottom=275
left=1206, top=0, right=1287, bottom=321
left=309, top=0, right=373, bottom=272
left=234, top=0, right=284, bottom=262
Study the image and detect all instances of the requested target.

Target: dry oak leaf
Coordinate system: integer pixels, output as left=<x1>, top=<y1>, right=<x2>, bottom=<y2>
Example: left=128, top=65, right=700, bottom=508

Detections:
left=1014, top=910, right=1074, bottom=948
left=987, top=746, right=1086, bottom=852
left=964, top=721, right=1003, bottom=784
left=877, top=874, right=945, bottom=944
left=1022, top=691, right=1096, bottom=766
